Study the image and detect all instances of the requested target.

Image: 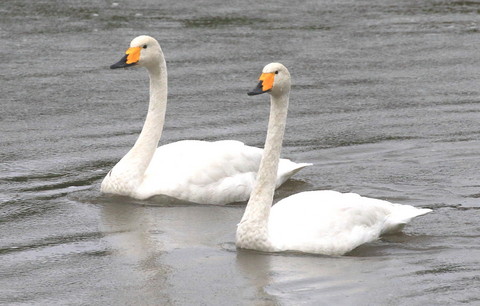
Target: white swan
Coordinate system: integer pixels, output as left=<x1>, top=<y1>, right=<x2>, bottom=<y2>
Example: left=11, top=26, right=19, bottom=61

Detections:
left=236, top=63, right=432, bottom=255
left=101, top=36, right=311, bottom=204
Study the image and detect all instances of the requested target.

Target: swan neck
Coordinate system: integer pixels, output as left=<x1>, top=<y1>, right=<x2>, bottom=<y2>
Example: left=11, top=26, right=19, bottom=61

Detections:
left=117, top=55, right=168, bottom=184
left=238, top=93, right=289, bottom=243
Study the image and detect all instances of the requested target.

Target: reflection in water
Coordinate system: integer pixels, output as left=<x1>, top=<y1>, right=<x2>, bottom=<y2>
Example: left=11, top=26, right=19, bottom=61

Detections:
left=236, top=248, right=392, bottom=305
left=235, top=236, right=446, bottom=304
left=235, top=249, right=277, bottom=304
left=99, top=201, right=172, bottom=304
left=100, top=202, right=154, bottom=258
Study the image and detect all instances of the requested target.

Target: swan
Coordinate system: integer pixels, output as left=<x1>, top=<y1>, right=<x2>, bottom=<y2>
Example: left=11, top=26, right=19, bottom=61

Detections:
left=101, top=36, right=311, bottom=204
left=236, top=63, right=432, bottom=255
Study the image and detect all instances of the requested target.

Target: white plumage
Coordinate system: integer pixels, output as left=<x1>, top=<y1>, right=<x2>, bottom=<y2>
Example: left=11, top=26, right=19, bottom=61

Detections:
left=236, top=63, right=431, bottom=255
left=101, top=36, right=310, bottom=204
left=137, top=139, right=308, bottom=204
left=267, top=190, right=431, bottom=255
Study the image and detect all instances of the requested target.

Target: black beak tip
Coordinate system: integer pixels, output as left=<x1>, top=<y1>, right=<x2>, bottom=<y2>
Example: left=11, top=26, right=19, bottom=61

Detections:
left=110, top=54, right=134, bottom=69
left=247, top=81, right=266, bottom=96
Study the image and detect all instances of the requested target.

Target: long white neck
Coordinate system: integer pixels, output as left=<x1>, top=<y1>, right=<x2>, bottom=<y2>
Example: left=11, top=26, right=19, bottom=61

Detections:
left=114, top=56, right=168, bottom=189
left=237, top=92, right=289, bottom=249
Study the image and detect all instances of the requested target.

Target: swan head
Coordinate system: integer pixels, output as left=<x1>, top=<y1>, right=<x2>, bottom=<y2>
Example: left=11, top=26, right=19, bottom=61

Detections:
left=110, top=35, right=163, bottom=70
left=248, top=63, right=291, bottom=97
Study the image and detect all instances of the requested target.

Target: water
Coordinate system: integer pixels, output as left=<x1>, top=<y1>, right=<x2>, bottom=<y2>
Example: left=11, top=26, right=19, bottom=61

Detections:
left=1, top=0, right=480, bottom=304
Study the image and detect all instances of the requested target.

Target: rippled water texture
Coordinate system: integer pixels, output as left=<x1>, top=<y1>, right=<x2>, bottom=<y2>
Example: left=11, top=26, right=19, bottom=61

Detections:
left=1, top=0, right=480, bottom=304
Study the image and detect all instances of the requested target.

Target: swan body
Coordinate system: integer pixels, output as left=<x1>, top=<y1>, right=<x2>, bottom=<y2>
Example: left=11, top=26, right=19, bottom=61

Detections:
left=267, top=190, right=431, bottom=255
left=236, top=63, right=431, bottom=255
left=101, top=36, right=310, bottom=204
left=108, top=139, right=308, bottom=203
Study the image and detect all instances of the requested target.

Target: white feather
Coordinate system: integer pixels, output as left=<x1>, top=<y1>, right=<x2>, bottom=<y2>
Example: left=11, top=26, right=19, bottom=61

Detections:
left=138, top=140, right=310, bottom=204
left=268, top=190, right=431, bottom=255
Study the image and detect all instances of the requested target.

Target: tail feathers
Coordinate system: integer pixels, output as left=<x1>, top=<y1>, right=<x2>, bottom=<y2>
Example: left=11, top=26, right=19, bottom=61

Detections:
left=382, top=204, right=432, bottom=235
left=276, top=160, right=312, bottom=187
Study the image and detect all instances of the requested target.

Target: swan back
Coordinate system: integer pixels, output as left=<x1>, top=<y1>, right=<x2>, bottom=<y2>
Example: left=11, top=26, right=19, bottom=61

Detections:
left=268, top=190, right=432, bottom=255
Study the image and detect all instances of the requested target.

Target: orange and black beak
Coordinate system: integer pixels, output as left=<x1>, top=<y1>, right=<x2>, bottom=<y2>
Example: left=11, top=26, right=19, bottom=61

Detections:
left=248, top=72, right=275, bottom=96
left=110, top=46, right=142, bottom=69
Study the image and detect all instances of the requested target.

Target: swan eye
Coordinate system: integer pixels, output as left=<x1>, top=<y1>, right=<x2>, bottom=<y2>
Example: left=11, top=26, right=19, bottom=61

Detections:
left=275, top=71, right=279, bottom=74
left=143, top=45, right=147, bottom=49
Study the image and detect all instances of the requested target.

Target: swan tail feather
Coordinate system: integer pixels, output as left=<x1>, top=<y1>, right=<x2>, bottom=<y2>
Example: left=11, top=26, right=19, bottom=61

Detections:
left=382, top=204, right=432, bottom=234
left=276, top=160, right=312, bottom=187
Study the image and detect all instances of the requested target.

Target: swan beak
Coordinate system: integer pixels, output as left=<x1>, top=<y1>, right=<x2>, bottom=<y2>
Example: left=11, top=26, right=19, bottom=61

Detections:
left=110, top=47, right=141, bottom=69
left=247, top=73, right=275, bottom=96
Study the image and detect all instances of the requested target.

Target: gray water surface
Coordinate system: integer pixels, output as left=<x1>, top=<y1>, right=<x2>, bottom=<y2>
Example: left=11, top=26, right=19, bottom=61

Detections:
left=1, top=0, right=480, bottom=305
